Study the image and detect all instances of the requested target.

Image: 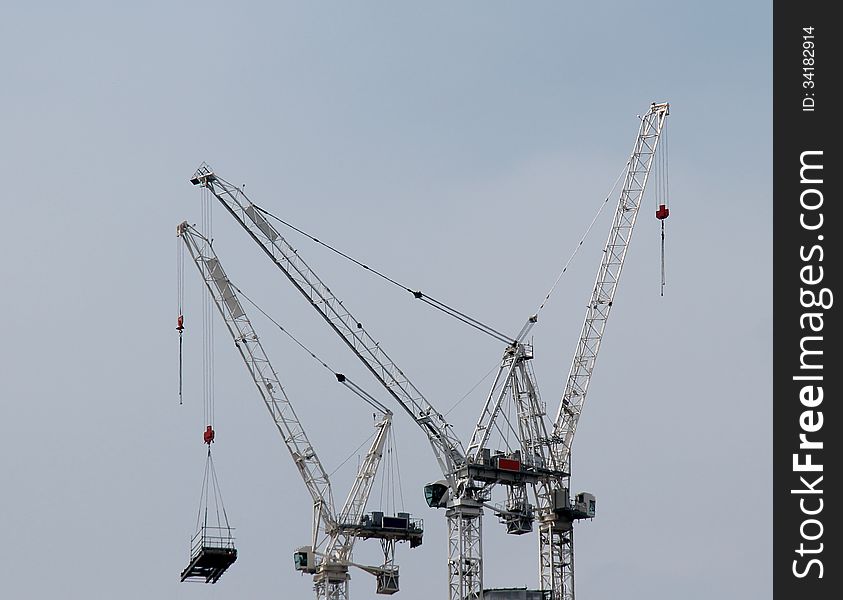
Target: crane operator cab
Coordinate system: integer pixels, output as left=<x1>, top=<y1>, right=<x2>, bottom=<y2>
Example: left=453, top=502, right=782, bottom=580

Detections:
left=424, top=480, right=450, bottom=508
left=293, top=546, right=317, bottom=574
left=553, top=488, right=597, bottom=521
left=573, top=492, right=596, bottom=519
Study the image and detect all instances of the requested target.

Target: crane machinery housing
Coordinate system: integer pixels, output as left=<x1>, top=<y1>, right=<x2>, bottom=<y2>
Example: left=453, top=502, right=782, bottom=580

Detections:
left=184, top=100, right=670, bottom=600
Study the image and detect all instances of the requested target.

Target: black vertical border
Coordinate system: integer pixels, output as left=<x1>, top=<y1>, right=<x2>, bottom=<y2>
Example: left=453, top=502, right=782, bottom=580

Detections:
left=773, top=2, right=839, bottom=599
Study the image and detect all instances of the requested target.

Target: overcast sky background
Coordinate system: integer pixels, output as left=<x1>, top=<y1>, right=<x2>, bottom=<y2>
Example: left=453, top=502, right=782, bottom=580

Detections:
left=0, top=2, right=770, bottom=599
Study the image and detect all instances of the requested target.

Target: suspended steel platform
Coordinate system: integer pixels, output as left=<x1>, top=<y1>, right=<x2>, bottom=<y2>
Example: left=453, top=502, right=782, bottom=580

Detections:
left=180, top=526, right=237, bottom=584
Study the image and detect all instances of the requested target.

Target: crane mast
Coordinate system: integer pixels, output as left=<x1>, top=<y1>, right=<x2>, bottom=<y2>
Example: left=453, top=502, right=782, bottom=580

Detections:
left=178, top=222, right=414, bottom=599
left=538, top=101, right=670, bottom=600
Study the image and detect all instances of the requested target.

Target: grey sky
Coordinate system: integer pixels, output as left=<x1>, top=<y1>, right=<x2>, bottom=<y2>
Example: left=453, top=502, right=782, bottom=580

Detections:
left=0, top=2, right=770, bottom=599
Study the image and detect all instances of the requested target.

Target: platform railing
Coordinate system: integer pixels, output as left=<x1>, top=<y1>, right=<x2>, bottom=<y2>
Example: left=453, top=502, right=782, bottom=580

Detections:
left=189, top=525, right=236, bottom=559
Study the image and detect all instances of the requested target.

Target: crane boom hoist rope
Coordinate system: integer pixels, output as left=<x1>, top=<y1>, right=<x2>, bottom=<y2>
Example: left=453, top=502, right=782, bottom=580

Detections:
left=251, top=205, right=514, bottom=345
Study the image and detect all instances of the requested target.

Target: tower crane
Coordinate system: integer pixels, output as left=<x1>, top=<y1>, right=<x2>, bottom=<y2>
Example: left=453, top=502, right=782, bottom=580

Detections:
left=188, top=165, right=509, bottom=600
left=177, top=221, right=422, bottom=599
left=534, top=101, right=671, bottom=600
left=462, top=101, right=669, bottom=600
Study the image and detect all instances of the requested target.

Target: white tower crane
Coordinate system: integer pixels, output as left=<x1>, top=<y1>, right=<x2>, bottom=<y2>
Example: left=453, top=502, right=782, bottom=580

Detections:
left=447, top=101, right=669, bottom=600
left=535, top=101, right=671, bottom=600
left=178, top=221, right=422, bottom=599
left=188, top=166, right=502, bottom=600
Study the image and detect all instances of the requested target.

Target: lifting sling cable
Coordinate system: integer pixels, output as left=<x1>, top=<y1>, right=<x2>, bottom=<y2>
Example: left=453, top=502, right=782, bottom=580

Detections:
left=195, top=446, right=232, bottom=537
left=252, top=204, right=515, bottom=346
